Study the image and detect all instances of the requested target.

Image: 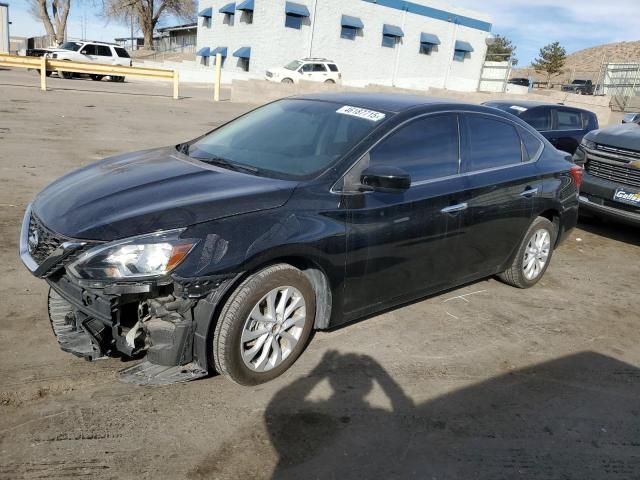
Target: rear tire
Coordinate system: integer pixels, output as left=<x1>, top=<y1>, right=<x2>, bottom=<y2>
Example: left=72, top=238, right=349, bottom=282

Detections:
left=498, top=217, right=557, bottom=288
left=212, top=264, right=315, bottom=385
left=90, top=74, right=104, bottom=81
left=324, top=79, right=336, bottom=84
left=59, top=70, right=74, bottom=79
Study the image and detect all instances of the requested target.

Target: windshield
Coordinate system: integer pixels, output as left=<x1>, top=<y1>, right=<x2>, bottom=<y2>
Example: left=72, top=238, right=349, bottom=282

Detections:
left=187, top=99, right=385, bottom=179
left=284, top=60, right=303, bottom=71
left=572, top=80, right=587, bottom=84
left=484, top=103, right=524, bottom=115
left=60, top=41, right=82, bottom=51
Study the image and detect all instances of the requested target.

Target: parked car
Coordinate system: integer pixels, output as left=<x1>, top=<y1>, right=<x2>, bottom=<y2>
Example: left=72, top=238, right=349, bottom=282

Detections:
left=20, top=94, right=580, bottom=386
left=572, top=120, right=640, bottom=225
left=483, top=101, right=599, bottom=154
left=508, top=77, right=530, bottom=87
left=39, top=40, right=132, bottom=82
left=622, top=113, right=640, bottom=124
left=266, top=58, right=341, bottom=84
left=561, top=79, right=594, bottom=95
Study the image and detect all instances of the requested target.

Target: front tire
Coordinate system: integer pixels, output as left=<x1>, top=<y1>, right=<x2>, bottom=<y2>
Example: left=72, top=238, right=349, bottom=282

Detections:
left=212, top=264, right=315, bottom=385
left=90, top=74, right=104, bottom=81
left=498, top=217, right=557, bottom=288
left=281, top=78, right=293, bottom=84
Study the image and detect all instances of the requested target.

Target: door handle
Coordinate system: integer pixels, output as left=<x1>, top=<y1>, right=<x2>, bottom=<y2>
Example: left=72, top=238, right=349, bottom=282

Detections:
left=441, top=203, right=468, bottom=214
left=520, top=187, right=539, bottom=198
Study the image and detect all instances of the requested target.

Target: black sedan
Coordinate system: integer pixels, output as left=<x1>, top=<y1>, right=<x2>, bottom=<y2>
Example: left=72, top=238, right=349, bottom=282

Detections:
left=483, top=100, right=599, bottom=154
left=20, top=93, right=581, bottom=386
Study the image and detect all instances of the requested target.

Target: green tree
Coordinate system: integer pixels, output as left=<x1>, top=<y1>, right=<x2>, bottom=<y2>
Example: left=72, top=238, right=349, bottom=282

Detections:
left=487, top=34, right=518, bottom=65
left=532, top=41, right=567, bottom=85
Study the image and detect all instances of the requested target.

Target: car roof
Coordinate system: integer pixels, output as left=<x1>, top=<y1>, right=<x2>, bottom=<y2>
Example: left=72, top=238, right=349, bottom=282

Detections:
left=291, top=92, right=466, bottom=114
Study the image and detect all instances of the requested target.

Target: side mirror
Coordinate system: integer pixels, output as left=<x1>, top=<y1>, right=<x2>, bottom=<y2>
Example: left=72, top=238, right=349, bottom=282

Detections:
left=360, top=166, right=411, bottom=193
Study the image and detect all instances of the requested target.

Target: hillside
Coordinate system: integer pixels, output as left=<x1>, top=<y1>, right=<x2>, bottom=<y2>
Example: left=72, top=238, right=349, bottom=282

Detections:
left=514, top=40, right=640, bottom=83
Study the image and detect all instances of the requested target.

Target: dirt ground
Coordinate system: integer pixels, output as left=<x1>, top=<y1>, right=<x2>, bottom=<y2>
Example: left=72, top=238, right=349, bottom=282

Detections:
left=0, top=69, right=639, bottom=480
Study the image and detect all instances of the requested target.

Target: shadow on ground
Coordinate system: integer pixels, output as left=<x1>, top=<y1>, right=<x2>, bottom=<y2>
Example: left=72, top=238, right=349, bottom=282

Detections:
left=190, top=350, right=640, bottom=479
left=579, top=214, right=640, bottom=246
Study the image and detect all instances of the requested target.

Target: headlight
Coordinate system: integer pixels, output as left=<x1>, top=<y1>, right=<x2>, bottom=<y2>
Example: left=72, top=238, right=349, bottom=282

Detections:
left=581, top=138, right=596, bottom=150
left=68, top=229, right=197, bottom=280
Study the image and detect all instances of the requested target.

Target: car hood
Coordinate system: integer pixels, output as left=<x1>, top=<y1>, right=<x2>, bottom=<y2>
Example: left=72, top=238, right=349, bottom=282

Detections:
left=32, top=147, right=297, bottom=241
left=585, top=123, right=640, bottom=151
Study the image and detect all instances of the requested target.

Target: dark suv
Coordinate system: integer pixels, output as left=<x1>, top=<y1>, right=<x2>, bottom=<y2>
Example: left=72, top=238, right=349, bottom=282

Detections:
left=483, top=101, right=599, bottom=154
left=573, top=118, right=640, bottom=225
left=20, top=94, right=580, bottom=386
left=561, top=80, right=594, bottom=95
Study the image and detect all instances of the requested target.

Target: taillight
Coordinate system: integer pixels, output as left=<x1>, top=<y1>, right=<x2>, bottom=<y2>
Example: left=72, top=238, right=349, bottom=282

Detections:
left=569, top=165, right=583, bottom=189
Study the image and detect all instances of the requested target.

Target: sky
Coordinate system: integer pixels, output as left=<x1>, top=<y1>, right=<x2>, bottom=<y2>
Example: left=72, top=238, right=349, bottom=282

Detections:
left=6, top=0, right=640, bottom=66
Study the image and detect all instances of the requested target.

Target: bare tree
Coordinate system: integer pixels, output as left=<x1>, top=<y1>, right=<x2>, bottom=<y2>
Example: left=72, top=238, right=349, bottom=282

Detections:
left=103, top=0, right=195, bottom=50
left=28, top=0, right=72, bottom=45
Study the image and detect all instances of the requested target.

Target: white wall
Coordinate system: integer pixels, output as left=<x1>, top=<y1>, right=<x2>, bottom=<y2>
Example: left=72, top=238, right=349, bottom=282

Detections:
left=195, top=0, right=491, bottom=92
left=0, top=4, right=9, bottom=54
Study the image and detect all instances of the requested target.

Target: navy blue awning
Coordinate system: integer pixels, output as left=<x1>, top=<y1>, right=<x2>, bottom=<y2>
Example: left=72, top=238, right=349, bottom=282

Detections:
left=233, top=47, right=251, bottom=59
left=455, top=40, right=474, bottom=52
left=383, top=24, right=404, bottom=37
left=285, top=1, right=310, bottom=17
left=219, top=3, right=236, bottom=14
left=197, top=47, right=211, bottom=57
left=341, top=15, right=364, bottom=29
left=236, top=0, right=254, bottom=11
left=198, top=7, right=212, bottom=17
left=211, top=47, right=228, bottom=57
left=420, top=32, right=440, bottom=45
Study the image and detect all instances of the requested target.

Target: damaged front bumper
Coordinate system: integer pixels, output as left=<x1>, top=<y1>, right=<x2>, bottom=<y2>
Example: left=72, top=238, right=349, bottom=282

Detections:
left=21, top=205, right=239, bottom=385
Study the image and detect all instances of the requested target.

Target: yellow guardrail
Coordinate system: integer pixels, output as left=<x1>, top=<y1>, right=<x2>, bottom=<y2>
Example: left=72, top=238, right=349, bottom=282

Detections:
left=0, top=53, right=180, bottom=99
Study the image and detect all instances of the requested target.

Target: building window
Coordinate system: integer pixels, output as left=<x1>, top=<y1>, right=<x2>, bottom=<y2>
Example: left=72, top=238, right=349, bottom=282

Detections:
left=419, top=44, right=433, bottom=55
left=285, top=14, right=303, bottom=29
left=239, top=58, right=250, bottom=72
left=341, top=26, right=357, bottom=40
left=224, top=13, right=235, bottom=26
left=382, top=34, right=396, bottom=48
left=453, top=50, right=467, bottom=62
left=244, top=11, right=253, bottom=24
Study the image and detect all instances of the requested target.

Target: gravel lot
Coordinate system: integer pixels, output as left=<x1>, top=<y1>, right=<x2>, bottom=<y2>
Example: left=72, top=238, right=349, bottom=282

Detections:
left=1, top=69, right=639, bottom=479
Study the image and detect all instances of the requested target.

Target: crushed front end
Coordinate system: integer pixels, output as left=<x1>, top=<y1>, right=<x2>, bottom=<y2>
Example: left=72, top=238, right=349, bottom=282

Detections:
left=19, top=205, right=231, bottom=385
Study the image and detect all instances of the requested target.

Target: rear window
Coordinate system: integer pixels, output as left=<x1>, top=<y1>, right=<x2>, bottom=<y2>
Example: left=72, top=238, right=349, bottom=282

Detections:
left=327, top=64, right=339, bottom=72
left=115, top=47, right=130, bottom=58
left=464, top=114, right=523, bottom=172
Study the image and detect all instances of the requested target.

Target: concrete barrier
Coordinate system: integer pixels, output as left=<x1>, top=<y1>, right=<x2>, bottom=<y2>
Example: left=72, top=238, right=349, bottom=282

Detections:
left=230, top=79, right=616, bottom=125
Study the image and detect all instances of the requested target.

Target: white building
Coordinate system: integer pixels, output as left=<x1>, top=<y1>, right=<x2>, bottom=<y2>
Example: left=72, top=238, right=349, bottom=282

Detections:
left=0, top=2, right=9, bottom=54
left=195, top=0, right=492, bottom=91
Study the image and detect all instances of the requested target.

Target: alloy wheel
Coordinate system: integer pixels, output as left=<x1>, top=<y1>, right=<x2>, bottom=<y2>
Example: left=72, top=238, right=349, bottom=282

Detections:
left=523, top=228, right=551, bottom=280
left=240, top=286, right=306, bottom=372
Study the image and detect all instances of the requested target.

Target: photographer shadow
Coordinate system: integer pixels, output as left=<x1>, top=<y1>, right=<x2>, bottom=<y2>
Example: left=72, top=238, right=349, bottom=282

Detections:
left=265, top=350, right=640, bottom=479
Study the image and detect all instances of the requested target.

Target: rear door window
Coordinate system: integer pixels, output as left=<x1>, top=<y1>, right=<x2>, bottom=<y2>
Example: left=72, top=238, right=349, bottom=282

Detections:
left=519, top=127, right=544, bottom=161
left=312, top=63, right=327, bottom=72
left=555, top=109, right=583, bottom=130
left=520, top=108, right=551, bottom=131
left=463, top=114, right=523, bottom=172
left=368, top=114, right=460, bottom=182
left=95, top=45, right=112, bottom=57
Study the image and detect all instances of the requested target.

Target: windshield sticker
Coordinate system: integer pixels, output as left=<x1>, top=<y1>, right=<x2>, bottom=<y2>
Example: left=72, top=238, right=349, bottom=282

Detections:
left=510, top=105, right=528, bottom=112
left=336, top=106, right=386, bottom=122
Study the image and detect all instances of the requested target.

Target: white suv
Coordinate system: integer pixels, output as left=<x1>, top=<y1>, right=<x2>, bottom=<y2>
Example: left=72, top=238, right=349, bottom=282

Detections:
left=44, top=41, right=132, bottom=82
left=266, top=58, right=341, bottom=84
